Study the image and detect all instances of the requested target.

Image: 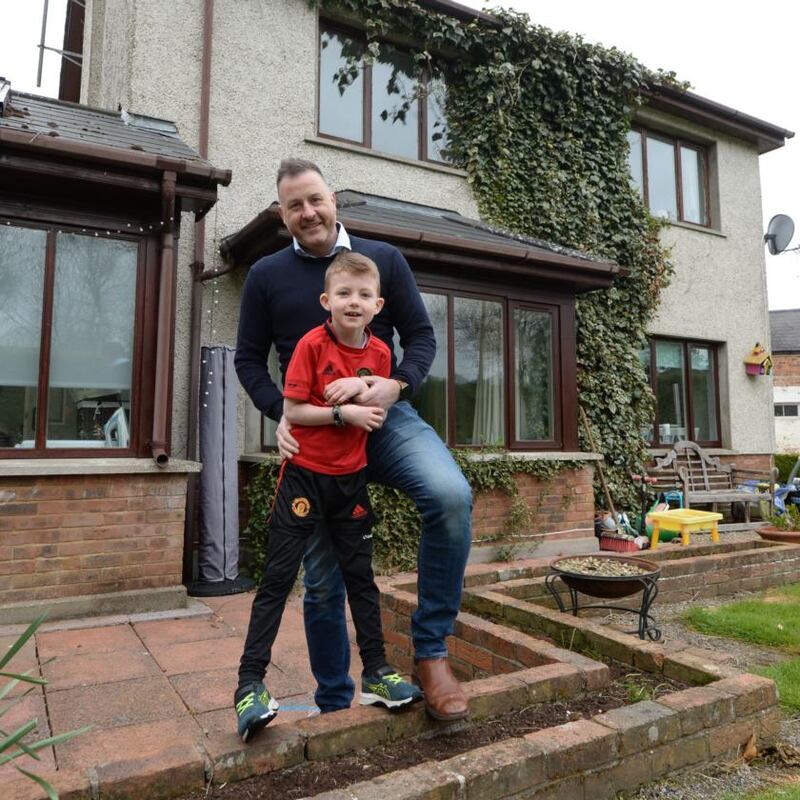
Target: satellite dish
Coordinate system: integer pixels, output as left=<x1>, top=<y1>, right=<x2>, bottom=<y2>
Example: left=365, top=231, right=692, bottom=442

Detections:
left=764, top=214, right=795, bottom=255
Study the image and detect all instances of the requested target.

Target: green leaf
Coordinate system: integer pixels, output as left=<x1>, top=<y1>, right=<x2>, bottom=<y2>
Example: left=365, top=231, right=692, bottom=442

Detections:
left=0, top=612, right=47, bottom=670
left=14, top=765, right=59, bottom=800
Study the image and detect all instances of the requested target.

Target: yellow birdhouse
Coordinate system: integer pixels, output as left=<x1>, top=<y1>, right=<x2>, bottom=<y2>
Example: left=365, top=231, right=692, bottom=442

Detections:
left=744, top=343, right=772, bottom=376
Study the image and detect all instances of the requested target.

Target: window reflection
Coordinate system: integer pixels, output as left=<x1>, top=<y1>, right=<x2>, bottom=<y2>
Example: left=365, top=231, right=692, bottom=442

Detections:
left=681, top=146, right=706, bottom=225
left=426, top=77, right=448, bottom=162
left=372, top=45, right=419, bottom=160
left=412, top=293, right=447, bottom=438
left=47, top=233, right=137, bottom=448
left=626, top=130, right=643, bottom=194
left=690, top=345, right=717, bottom=441
left=0, top=225, right=46, bottom=448
left=646, top=137, right=678, bottom=220
left=319, top=28, right=364, bottom=143
left=454, top=298, right=504, bottom=445
left=514, top=308, right=553, bottom=441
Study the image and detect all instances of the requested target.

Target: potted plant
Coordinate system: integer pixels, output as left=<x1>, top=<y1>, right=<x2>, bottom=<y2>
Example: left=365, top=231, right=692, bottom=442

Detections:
left=758, top=504, right=800, bottom=544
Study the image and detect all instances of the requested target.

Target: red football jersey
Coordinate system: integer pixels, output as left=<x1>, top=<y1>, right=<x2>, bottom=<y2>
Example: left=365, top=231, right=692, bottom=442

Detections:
left=283, top=322, right=391, bottom=475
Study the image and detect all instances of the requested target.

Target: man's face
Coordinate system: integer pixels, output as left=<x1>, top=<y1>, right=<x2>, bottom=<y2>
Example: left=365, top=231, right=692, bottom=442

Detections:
left=277, top=170, right=338, bottom=257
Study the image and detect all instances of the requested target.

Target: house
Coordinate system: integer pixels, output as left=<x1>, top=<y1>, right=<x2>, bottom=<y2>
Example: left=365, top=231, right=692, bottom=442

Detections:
left=769, top=308, right=800, bottom=452
left=0, top=0, right=792, bottom=614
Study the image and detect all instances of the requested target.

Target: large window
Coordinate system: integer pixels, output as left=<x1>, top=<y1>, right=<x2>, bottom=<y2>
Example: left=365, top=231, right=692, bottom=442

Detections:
left=408, top=291, right=560, bottom=448
left=640, top=338, right=720, bottom=447
left=0, top=222, right=142, bottom=455
left=627, top=127, right=709, bottom=226
left=318, top=23, right=449, bottom=163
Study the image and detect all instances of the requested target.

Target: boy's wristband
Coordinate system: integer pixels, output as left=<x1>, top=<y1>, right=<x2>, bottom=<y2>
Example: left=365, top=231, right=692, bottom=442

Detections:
left=332, top=404, right=345, bottom=427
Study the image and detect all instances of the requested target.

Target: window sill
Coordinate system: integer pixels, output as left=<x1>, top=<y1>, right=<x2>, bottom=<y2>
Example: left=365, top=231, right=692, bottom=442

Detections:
left=648, top=447, right=737, bottom=457
left=305, top=136, right=468, bottom=178
left=0, top=458, right=202, bottom=477
left=662, top=219, right=727, bottom=238
left=240, top=451, right=600, bottom=465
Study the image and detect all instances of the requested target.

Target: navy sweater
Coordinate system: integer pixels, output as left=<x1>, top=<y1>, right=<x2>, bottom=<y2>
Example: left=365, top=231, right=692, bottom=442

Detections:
left=234, top=236, right=435, bottom=421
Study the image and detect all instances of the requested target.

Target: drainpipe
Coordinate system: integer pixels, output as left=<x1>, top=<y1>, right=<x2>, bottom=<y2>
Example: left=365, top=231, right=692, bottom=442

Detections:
left=183, top=0, right=214, bottom=582
left=152, top=170, right=177, bottom=466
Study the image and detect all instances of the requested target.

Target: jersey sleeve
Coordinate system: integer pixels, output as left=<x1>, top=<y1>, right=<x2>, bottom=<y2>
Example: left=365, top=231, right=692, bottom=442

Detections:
left=283, top=335, right=317, bottom=402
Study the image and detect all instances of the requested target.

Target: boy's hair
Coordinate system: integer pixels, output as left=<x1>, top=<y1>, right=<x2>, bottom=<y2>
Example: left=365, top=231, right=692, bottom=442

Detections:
left=324, top=252, right=381, bottom=294
left=276, top=158, right=324, bottom=190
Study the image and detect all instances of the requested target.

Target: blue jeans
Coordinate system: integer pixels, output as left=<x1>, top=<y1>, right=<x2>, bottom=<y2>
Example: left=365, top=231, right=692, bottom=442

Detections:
left=302, top=401, right=472, bottom=712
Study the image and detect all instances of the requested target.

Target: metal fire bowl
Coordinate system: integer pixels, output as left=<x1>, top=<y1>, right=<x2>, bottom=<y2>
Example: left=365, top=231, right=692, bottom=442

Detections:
left=549, top=554, right=661, bottom=599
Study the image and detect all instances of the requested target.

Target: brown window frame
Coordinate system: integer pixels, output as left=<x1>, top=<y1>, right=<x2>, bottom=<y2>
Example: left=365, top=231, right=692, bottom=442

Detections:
left=414, top=277, right=571, bottom=451
left=630, top=126, right=711, bottom=228
left=0, top=215, right=160, bottom=460
left=316, top=19, right=449, bottom=166
left=643, top=336, right=722, bottom=449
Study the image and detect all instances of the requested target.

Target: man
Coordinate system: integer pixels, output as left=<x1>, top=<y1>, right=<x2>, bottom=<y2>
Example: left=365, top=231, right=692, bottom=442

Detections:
left=235, top=158, right=472, bottom=720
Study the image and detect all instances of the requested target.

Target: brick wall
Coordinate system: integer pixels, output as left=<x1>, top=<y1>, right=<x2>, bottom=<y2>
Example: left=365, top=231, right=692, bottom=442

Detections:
left=772, top=353, right=800, bottom=386
left=239, top=461, right=597, bottom=549
left=0, top=473, right=188, bottom=604
left=472, top=466, right=595, bottom=543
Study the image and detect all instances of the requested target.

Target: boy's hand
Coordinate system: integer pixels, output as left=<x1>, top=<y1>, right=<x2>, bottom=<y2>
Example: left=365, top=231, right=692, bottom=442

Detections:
left=342, top=404, right=386, bottom=431
left=324, top=377, right=368, bottom=405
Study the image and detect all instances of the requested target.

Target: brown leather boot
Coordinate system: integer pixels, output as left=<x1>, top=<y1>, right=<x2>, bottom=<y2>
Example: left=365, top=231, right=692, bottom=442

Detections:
left=413, top=657, right=468, bottom=721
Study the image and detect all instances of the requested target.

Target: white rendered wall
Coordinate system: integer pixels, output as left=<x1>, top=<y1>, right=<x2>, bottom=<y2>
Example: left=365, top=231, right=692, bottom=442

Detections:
left=639, top=107, right=775, bottom=456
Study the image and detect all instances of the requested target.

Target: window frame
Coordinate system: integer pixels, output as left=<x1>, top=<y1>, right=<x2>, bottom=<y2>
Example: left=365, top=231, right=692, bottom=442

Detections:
left=415, top=275, right=569, bottom=451
left=0, top=214, right=158, bottom=460
left=775, top=403, right=799, bottom=418
left=316, top=19, right=449, bottom=165
left=630, top=125, right=711, bottom=228
left=643, top=336, right=722, bottom=448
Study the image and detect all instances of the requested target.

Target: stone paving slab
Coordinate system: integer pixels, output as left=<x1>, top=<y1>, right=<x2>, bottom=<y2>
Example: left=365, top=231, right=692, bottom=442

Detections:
left=41, top=647, right=161, bottom=691
left=37, top=623, right=143, bottom=660
left=48, top=674, right=190, bottom=731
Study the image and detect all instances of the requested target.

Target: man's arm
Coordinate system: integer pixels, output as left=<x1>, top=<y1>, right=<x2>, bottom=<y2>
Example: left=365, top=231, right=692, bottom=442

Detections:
left=234, top=263, right=284, bottom=421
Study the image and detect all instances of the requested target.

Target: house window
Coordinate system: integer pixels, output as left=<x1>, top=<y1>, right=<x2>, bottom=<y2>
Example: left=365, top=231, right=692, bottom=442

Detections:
left=0, top=221, right=142, bottom=455
left=409, top=291, right=559, bottom=448
left=640, top=338, right=720, bottom=447
left=627, top=128, right=709, bottom=226
left=775, top=404, right=799, bottom=417
left=318, top=23, right=449, bottom=163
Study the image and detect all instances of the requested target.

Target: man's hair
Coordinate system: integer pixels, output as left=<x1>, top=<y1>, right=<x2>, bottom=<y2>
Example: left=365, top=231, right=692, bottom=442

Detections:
left=276, top=158, right=324, bottom=191
left=324, top=252, right=381, bottom=294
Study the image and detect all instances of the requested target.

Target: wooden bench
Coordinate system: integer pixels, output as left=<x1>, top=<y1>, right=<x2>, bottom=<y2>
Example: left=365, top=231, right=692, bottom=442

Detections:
left=649, top=440, right=777, bottom=528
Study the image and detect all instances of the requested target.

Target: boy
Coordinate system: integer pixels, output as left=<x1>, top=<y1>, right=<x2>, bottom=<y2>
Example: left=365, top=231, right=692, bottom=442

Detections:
left=234, top=252, right=423, bottom=742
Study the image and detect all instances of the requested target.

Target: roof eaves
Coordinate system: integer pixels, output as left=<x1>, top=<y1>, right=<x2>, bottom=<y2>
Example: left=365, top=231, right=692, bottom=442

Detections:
left=641, top=85, right=793, bottom=154
left=0, top=126, right=232, bottom=186
left=416, top=0, right=500, bottom=26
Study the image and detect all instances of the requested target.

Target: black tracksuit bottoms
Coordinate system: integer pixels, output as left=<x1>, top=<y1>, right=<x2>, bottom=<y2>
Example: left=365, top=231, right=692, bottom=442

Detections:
left=238, top=461, right=387, bottom=688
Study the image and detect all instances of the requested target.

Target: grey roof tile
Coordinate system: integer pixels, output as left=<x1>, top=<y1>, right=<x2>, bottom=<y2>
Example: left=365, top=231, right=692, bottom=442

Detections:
left=770, top=309, right=800, bottom=352
left=0, top=90, right=205, bottom=163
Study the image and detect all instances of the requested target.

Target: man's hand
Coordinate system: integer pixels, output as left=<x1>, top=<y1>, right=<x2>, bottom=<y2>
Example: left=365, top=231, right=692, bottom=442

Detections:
left=323, top=377, right=368, bottom=405
left=342, top=404, right=386, bottom=431
left=358, top=375, right=401, bottom=410
left=276, top=415, right=300, bottom=460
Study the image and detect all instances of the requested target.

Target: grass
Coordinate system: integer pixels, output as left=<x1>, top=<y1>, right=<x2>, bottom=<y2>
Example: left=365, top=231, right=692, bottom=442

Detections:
left=684, top=583, right=800, bottom=652
left=754, top=658, right=800, bottom=712
left=720, top=785, right=800, bottom=800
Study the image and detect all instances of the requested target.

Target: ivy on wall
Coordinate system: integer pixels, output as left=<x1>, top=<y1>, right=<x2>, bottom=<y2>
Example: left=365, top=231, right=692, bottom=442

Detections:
left=246, top=454, right=586, bottom=576
left=310, top=0, right=675, bottom=512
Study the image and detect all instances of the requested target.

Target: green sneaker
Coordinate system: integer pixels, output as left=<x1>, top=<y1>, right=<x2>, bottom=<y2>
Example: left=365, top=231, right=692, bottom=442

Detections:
left=234, top=682, right=279, bottom=742
left=360, top=665, right=423, bottom=709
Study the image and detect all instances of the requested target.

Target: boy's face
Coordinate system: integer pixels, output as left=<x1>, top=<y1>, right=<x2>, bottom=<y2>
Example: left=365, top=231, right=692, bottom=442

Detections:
left=320, top=272, right=384, bottom=333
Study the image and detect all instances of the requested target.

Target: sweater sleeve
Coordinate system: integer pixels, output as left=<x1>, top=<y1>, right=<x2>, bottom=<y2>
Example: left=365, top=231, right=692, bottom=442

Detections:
left=234, top=263, right=285, bottom=421
left=387, top=247, right=435, bottom=394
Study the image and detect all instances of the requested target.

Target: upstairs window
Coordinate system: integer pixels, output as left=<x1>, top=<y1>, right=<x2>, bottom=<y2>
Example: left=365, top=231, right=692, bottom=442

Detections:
left=318, top=23, right=449, bottom=164
left=627, top=127, right=709, bottom=226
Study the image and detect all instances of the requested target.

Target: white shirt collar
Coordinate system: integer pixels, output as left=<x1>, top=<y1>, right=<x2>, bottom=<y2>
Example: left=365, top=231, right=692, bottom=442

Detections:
left=293, top=222, right=351, bottom=259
